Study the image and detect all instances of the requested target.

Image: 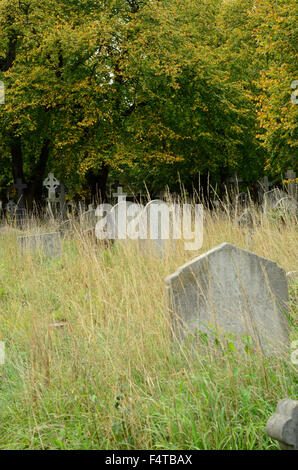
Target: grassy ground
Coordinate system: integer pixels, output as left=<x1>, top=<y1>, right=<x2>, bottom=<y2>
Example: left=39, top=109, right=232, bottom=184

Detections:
left=0, top=207, right=297, bottom=449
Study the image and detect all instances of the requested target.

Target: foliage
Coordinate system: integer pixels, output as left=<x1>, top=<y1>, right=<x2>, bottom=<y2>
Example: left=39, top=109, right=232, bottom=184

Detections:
left=0, top=0, right=297, bottom=197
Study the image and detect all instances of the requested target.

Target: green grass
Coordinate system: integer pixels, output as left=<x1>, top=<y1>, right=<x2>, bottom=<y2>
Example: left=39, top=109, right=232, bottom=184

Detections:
left=0, top=209, right=297, bottom=449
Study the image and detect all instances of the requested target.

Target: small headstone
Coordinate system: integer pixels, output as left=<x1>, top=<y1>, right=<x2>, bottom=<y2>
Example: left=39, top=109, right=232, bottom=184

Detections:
left=266, top=398, right=298, bottom=450
left=165, top=243, right=289, bottom=356
left=18, top=232, right=62, bottom=257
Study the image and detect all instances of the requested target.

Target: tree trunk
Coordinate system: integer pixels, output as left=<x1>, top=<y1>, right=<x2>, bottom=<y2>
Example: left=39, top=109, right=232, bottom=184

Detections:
left=10, top=136, right=24, bottom=182
left=85, top=164, right=109, bottom=204
left=25, top=139, right=50, bottom=211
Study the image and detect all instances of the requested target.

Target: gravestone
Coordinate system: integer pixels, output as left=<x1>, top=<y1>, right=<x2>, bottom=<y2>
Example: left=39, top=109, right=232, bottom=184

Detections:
left=165, top=243, right=289, bottom=356
left=43, top=173, right=60, bottom=217
left=266, top=398, right=298, bottom=450
left=18, top=232, right=62, bottom=257
left=258, top=177, right=273, bottom=203
left=259, top=176, right=273, bottom=193
left=113, top=186, right=131, bottom=203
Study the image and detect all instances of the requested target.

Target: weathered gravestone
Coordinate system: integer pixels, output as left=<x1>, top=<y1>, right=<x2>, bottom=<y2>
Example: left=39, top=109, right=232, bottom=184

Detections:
left=18, top=232, right=62, bottom=257
left=258, top=176, right=273, bottom=203
left=165, top=243, right=289, bottom=356
left=266, top=398, right=298, bottom=450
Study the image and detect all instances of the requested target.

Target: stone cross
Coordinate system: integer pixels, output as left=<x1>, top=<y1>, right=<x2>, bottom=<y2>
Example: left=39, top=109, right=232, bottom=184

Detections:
left=258, top=176, right=273, bottom=203
left=113, top=187, right=127, bottom=203
left=165, top=243, right=289, bottom=356
left=0, top=81, right=4, bottom=105
left=259, top=176, right=273, bottom=192
left=43, top=173, right=60, bottom=202
left=113, top=186, right=133, bottom=203
left=43, top=173, right=60, bottom=216
left=266, top=398, right=298, bottom=450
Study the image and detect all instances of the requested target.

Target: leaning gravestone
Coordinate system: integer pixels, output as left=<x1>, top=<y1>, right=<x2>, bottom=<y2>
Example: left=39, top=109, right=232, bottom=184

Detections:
left=18, top=232, right=62, bottom=257
left=165, top=243, right=289, bottom=356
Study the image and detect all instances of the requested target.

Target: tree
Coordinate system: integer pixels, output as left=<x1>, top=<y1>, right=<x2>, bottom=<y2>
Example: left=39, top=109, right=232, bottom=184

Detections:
left=253, top=0, right=298, bottom=175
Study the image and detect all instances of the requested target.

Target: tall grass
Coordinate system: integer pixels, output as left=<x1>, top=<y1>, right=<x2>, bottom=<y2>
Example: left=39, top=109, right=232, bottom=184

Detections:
left=0, top=203, right=297, bottom=449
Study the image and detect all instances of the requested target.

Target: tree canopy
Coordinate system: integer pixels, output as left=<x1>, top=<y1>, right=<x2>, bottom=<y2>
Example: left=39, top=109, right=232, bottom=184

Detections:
left=0, top=0, right=297, bottom=204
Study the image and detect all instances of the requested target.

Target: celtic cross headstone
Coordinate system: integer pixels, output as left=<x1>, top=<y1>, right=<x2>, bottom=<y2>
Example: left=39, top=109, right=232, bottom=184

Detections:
left=43, top=173, right=60, bottom=216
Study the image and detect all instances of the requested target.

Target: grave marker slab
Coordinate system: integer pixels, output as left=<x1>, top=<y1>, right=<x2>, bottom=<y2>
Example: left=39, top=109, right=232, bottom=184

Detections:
left=18, top=232, right=62, bottom=257
left=165, top=243, right=289, bottom=356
